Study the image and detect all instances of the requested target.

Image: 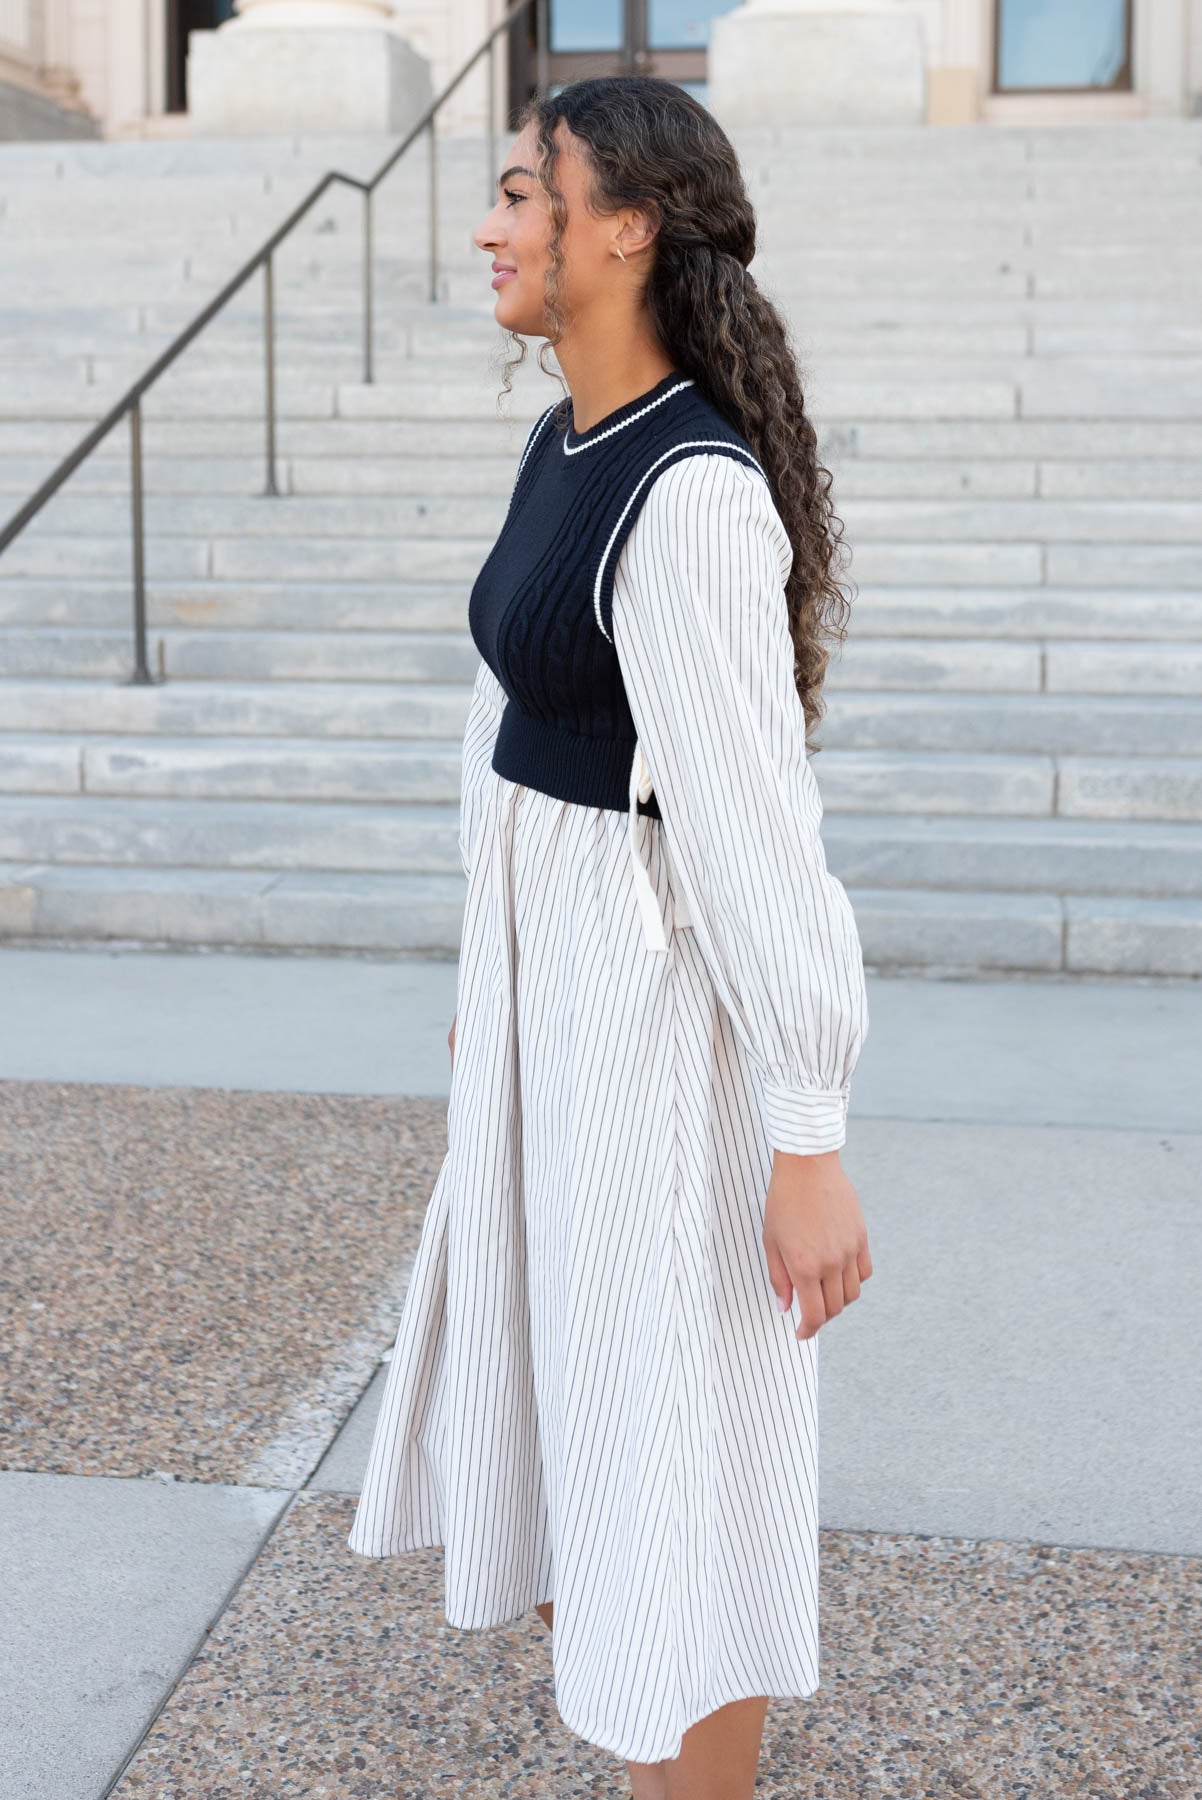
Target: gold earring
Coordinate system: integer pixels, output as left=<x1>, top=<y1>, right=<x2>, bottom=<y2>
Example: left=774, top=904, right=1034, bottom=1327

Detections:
left=615, top=245, right=627, bottom=263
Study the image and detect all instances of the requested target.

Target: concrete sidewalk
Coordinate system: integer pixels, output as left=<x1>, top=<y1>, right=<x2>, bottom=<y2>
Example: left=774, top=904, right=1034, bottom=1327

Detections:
left=2, top=945, right=1199, bottom=1798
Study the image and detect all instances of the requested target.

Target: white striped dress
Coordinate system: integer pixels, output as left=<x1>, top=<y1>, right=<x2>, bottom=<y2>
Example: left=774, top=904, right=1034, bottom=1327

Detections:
left=347, top=449, right=870, bottom=1765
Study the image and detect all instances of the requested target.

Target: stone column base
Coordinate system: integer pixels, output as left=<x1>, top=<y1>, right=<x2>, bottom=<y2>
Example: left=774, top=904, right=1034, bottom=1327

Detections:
left=186, top=26, right=432, bottom=136
left=708, top=8, right=927, bottom=129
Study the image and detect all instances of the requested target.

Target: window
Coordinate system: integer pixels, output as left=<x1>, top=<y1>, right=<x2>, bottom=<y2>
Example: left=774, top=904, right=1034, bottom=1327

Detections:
left=993, top=0, right=1130, bottom=94
left=994, top=0, right=1132, bottom=93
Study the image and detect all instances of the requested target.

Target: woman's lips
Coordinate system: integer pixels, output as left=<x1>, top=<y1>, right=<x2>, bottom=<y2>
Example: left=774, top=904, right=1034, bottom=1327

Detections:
left=491, top=269, right=517, bottom=288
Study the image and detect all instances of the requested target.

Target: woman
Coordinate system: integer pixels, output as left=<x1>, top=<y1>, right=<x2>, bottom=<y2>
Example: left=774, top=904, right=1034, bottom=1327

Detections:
left=348, top=75, right=873, bottom=1800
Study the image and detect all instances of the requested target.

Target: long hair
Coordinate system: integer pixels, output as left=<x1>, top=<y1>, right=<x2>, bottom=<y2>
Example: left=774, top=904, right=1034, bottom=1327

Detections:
left=494, top=74, right=854, bottom=747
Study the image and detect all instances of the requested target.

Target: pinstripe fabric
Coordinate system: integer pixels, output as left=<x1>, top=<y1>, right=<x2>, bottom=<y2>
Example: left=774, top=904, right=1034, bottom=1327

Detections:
left=347, top=449, right=869, bottom=1764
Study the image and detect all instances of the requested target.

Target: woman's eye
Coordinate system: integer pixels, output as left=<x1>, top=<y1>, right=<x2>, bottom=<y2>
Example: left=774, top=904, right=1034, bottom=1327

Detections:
left=503, top=188, right=525, bottom=207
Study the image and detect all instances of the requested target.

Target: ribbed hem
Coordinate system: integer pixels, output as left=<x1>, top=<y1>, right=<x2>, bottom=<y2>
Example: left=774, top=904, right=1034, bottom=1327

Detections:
left=493, top=704, right=662, bottom=818
left=761, top=1081, right=850, bottom=1155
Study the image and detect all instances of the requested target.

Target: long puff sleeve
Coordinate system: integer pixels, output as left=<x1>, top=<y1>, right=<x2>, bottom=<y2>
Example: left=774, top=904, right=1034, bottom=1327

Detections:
left=611, top=452, right=869, bottom=1156
left=457, top=656, right=508, bottom=881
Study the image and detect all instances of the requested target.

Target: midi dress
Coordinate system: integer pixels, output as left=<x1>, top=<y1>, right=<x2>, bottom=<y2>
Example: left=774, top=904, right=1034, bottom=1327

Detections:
left=347, top=446, right=870, bottom=1766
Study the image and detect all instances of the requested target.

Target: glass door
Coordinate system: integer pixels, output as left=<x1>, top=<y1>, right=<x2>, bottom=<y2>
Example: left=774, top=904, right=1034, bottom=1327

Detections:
left=993, top=0, right=1132, bottom=93
left=535, top=0, right=723, bottom=107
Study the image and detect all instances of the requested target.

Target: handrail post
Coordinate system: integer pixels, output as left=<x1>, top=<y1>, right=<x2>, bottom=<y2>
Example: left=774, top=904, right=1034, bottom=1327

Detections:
left=125, top=397, right=154, bottom=686
left=427, top=115, right=438, bottom=305
left=363, top=185, right=374, bottom=384
left=486, top=37, right=496, bottom=204
left=263, top=251, right=280, bottom=496
left=536, top=0, right=548, bottom=94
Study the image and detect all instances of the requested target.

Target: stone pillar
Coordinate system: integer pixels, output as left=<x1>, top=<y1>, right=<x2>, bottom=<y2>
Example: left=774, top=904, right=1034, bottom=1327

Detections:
left=708, top=0, right=928, bottom=130
left=187, top=0, right=433, bottom=136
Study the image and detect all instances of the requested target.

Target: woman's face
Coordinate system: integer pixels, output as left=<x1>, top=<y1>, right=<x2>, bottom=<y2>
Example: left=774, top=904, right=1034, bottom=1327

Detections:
left=473, top=119, right=635, bottom=337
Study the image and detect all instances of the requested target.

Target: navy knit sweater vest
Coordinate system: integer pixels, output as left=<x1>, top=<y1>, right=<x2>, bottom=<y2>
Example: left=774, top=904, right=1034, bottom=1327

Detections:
left=468, top=370, right=768, bottom=820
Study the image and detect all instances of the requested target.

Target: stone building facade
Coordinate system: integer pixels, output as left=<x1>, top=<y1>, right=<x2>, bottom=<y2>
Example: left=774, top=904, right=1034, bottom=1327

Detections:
left=2, top=0, right=1200, bottom=141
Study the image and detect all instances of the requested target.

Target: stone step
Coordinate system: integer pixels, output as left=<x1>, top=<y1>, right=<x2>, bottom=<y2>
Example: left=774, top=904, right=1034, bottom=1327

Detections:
left=0, top=627, right=479, bottom=684
left=0, top=455, right=288, bottom=497
left=0, top=533, right=497, bottom=583
left=0, top=416, right=540, bottom=460
left=144, top=294, right=1202, bottom=336
left=819, top=750, right=1202, bottom=822
left=0, top=577, right=474, bottom=629
left=11, top=489, right=1202, bottom=545
left=0, top=728, right=467, bottom=795
left=18, top=253, right=1196, bottom=315
left=173, top=251, right=1202, bottom=302
left=3, top=732, right=1199, bottom=822
left=10, top=213, right=1200, bottom=265
left=0, top=296, right=475, bottom=339
left=7, top=415, right=1202, bottom=464
left=0, top=858, right=467, bottom=953
left=0, top=450, right=1077, bottom=502
left=2, top=854, right=1199, bottom=973
left=13, top=362, right=1195, bottom=430
left=0, top=792, right=461, bottom=872
left=0, top=450, right=1192, bottom=516
left=7, top=354, right=1201, bottom=428
left=0, top=372, right=552, bottom=423
left=842, top=419, right=1202, bottom=458
left=0, top=134, right=413, bottom=179
left=9, top=207, right=1196, bottom=267
left=825, top=812, right=1202, bottom=898
left=9, top=491, right=521, bottom=539
left=483, top=265, right=1202, bottom=307
left=3, top=120, right=1197, bottom=174
left=0, top=797, right=1199, bottom=894
left=0, top=677, right=473, bottom=738
left=3, top=581, right=1200, bottom=641
left=6, top=627, right=1202, bottom=699
left=0, top=731, right=465, bottom=802
left=14, top=533, right=1196, bottom=589
left=833, top=639, right=1202, bottom=696
left=820, top=691, right=1202, bottom=756
left=5, top=330, right=1202, bottom=398
left=11, top=314, right=1202, bottom=374
left=848, top=887, right=1202, bottom=978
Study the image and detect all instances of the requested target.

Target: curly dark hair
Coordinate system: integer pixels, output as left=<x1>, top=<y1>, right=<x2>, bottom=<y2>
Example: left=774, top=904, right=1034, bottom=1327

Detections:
left=494, top=74, right=854, bottom=748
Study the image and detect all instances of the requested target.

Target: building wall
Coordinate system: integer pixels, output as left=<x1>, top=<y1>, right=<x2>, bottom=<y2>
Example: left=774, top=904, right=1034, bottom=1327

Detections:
left=3, top=0, right=1198, bottom=140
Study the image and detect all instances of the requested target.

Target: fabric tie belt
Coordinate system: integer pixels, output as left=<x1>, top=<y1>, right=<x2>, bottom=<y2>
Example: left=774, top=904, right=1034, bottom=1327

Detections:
left=627, top=742, right=692, bottom=954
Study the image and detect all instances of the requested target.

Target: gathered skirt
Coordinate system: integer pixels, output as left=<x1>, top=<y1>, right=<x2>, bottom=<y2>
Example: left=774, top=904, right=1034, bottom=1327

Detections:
left=346, top=759, right=821, bottom=1764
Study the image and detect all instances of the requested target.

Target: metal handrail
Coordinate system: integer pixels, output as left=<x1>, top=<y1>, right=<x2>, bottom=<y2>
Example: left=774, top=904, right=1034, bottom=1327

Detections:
left=0, top=0, right=546, bottom=685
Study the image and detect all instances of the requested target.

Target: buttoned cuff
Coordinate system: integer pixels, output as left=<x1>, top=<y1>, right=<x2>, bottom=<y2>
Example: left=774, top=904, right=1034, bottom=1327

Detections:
left=761, top=1080, right=850, bottom=1156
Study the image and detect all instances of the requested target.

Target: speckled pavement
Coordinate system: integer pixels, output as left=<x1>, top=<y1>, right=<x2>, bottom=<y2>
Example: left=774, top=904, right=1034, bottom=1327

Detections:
left=4, top=1079, right=447, bottom=1488
left=104, top=1493, right=1201, bottom=1800
left=4, top=1069, right=1200, bottom=1798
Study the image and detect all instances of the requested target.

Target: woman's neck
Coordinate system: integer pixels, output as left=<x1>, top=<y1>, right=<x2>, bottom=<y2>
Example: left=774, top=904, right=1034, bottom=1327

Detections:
left=556, top=344, right=679, bottom=437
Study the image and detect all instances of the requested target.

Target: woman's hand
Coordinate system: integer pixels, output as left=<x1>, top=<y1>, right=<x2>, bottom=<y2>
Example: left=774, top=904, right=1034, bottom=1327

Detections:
left=763, top=1148, right=872, bottom=1340
left=448, top=1014, right=456, bottom=1068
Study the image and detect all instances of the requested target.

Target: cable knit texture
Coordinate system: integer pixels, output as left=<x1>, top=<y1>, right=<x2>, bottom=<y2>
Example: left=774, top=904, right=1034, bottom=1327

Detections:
left=469, top=370, right=767, bottom=820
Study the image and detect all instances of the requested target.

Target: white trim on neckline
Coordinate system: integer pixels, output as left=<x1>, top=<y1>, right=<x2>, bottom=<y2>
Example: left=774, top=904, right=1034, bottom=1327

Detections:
left=563, top=377, right=695, bottom=456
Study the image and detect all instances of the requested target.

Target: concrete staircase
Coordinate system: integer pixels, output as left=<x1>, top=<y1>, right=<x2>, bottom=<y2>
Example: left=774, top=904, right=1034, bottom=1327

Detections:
left=1, top=122, right=1200, bottom=973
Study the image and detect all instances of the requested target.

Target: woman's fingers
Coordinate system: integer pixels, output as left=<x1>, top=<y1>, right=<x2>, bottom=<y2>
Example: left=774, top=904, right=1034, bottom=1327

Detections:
left=790, top=1250, right=866, bottom=1338
left=791, top=1270, right=827, bottom=1341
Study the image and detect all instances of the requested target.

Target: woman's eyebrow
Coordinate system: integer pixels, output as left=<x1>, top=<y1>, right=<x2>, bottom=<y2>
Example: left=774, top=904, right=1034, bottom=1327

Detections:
left=497, top=165, right=537, bottom=188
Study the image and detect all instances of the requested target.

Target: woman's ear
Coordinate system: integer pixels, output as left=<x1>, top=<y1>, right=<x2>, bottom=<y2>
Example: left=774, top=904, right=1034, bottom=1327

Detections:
left=619, top=201, right=662, bottom=260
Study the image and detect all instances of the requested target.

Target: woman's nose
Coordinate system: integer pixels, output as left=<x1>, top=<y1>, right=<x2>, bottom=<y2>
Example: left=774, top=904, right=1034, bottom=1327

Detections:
left=474, top=213, right=501, bottom=252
